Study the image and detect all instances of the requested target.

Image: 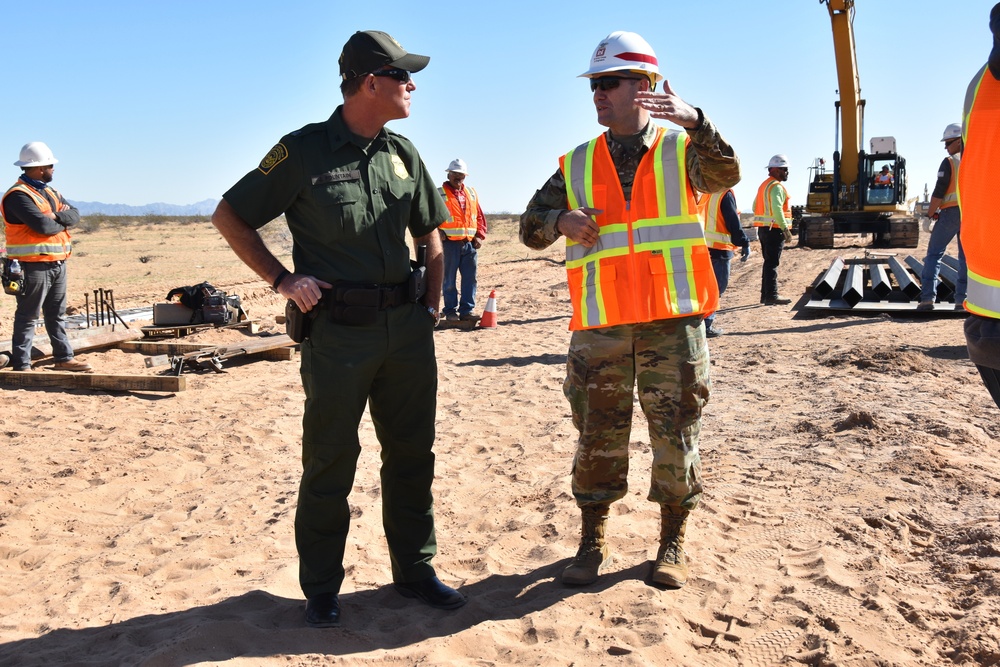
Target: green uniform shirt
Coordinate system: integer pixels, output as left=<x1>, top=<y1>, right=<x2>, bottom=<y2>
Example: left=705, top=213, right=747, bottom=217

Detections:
left=224, top=106, right=448, bottom=285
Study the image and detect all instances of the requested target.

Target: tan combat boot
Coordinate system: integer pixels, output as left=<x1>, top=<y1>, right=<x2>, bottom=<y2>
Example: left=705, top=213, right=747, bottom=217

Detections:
left=652, top=506, right=689, bottom=587
left=561, top=504, right=610, bottom=586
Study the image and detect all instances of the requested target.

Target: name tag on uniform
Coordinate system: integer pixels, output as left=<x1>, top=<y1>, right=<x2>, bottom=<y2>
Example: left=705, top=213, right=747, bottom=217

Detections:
left=311, top=170, right=361, bottom=185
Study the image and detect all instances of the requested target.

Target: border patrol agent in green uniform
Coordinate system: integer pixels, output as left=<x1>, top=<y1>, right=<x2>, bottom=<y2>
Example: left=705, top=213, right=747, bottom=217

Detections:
left=212, top=30, right=466, bottom=628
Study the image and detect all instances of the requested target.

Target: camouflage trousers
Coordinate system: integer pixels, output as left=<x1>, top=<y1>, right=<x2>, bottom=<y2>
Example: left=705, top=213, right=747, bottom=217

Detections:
left=563, top=315, right=710, bottom=511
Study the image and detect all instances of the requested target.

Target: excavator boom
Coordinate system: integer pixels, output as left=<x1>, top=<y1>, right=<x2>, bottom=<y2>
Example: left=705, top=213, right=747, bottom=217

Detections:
left=825, top=0, right=863, bottom=192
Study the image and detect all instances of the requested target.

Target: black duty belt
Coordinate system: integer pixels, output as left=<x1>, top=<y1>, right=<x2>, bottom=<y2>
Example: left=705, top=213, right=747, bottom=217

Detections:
left=322, top=281, right=409, bottom=310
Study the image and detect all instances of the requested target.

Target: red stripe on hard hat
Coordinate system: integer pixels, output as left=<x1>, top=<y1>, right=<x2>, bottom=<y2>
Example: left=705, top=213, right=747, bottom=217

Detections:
left=615, top=51, right=658, bottom=65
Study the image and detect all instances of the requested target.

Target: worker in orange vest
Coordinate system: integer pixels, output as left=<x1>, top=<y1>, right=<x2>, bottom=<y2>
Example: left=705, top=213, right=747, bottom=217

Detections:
left=1, top=142, right=92, bottom=373
left=916, top=123, right=966, bottom=311
left=874, top=164, right=894, bottom=188
left=438, top=158, right=487, bottom=322
left=698, top=189, right=751, bottom=338
left=960, top=2, right=1000, bottom=408
left=753, top=155, right=794, bottom=305
left=520, top=31, right=740, bottom=589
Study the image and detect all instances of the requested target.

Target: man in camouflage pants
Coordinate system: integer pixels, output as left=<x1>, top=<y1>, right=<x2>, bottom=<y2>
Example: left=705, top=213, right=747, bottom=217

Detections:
left=520, top=31, right=740, bottom=587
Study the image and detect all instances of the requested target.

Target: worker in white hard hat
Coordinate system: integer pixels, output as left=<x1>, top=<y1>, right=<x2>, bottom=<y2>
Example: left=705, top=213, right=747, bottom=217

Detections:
left=753, top=154, right=794, bottom=305
left=916, top=122, right=966, bottom=311
left=520, top=30, right=740, bottom=590
left=1, top=142, right=92, bottom=372
left=438, top=158, right=487, bottom=322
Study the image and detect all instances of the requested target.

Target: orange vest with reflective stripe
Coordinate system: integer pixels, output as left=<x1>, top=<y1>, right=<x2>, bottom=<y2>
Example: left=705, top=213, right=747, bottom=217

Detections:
left=958, top=63, right=1000, bottom=318
left=439, top=184, right=479, bottom=241
left=941, top=154, right=960, bottom=209
left=752, top=177, right=791, bottom=228
left=698, top=189, right=736, bottom=251
left=559, top=127, right=718, bottom=331
left=875, top=171, right=893, bottom=186
left=1, top=181, right=73, bottom=261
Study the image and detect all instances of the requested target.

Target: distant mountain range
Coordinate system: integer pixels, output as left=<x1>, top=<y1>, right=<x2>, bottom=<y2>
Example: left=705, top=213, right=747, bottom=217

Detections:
left=67, top=199, right=219, bottom=217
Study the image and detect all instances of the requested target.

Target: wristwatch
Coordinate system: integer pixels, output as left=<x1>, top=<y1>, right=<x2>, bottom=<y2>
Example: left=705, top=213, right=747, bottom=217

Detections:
left=426, top=306, right=440, bottom=324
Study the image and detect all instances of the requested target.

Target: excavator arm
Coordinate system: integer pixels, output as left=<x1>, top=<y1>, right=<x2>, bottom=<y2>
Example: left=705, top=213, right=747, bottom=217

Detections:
left=823, top=0, right=864, bottom=197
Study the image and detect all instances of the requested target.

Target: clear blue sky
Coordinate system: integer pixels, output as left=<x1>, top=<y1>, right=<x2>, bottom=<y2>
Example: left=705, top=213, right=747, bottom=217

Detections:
left=2, top=0, right=993, bottom=214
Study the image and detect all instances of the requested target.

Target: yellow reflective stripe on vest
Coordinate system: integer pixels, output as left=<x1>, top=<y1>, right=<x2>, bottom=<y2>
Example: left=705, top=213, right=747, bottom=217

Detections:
left=564, top=139, right=596, bottom=211
left=566, top=224, right=629, bottom=264
left=966, top=268, right=1000, bottom=319
left=941, top=154, right=960, bottom=207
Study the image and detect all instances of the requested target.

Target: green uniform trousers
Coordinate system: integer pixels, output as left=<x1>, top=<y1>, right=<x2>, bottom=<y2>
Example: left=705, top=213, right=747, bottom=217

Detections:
left=563, top=315, right=709, bottom=511
left=296, top=302, right=438, bottom=597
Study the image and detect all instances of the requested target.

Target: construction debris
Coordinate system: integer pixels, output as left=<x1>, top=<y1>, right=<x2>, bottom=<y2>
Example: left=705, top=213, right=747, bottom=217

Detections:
left=142, top=334, right=296, bottom=375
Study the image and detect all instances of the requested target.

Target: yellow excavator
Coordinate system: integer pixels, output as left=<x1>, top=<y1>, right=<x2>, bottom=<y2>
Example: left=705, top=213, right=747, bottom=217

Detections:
left=796, top=0, right=919, bottom=248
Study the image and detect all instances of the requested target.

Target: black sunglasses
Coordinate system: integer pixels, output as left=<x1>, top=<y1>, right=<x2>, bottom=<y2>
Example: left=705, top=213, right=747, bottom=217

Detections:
left=372, top=67, right=411, bottom=83
left=589, top=75, right=644, bottom=92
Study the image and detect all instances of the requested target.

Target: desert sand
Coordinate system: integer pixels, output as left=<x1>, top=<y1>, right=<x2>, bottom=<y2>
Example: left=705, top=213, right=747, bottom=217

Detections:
left=1, top=216, right=998, bottom=666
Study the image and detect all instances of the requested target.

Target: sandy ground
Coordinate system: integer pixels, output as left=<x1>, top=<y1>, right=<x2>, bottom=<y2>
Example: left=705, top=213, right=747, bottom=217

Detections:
left=1, top=217, right=998, bottom=667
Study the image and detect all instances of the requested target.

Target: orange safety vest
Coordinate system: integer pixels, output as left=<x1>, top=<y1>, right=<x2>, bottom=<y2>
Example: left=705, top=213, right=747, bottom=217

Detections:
left=1, top=181, right=73, bottom=261
left=874, top=171, right=893, bottom=186
left=698, top=189, right=736, bottom=251
left=958, top=63, right=1000, bottom=318
left=439, top=184, right=480, bottom=241
left=752, top=177, right=791, bottom=229
left=560, top=127, right=718, bottom=331
left=941, top=154, right=960, bottom=209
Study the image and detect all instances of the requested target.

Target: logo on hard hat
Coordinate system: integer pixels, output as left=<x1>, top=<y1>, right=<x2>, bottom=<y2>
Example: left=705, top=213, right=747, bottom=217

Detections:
left=594, top=43, right=607, bottom=61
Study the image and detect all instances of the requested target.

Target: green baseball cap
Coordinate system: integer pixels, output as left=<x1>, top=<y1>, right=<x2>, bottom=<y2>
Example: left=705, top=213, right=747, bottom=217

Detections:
left=339, top=30, right=429, bottom=80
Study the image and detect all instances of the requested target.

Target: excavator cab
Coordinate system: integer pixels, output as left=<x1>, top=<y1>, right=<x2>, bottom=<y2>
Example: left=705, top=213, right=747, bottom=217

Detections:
left=860, top=137, right=907, bottom=210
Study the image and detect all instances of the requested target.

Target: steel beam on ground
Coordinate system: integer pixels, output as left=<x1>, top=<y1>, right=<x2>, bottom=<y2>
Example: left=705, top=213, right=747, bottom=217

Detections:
left=870, top=262, right=892, bottom=298
left=938, top=263, right=960, bottom=295
left=888, top=256, right=920, bottom=300
left=941, top=254, right=960, bottom=271
left=813, top=257, right=845, bottom=298
left=904, top=256, right=953, bottom=301
left=841, top=263, right=865, bottom=307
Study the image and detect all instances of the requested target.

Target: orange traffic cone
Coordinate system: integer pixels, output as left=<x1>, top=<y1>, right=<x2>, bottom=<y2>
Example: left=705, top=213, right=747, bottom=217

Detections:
left=479, top=290, right=498, bottom=328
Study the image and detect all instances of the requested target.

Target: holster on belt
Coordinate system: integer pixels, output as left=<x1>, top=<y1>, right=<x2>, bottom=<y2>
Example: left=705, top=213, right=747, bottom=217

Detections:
left=285, top=299, right=316, bottom=343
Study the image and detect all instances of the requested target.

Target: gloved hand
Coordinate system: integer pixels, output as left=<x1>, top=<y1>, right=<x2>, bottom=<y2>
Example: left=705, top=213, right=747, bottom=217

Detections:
left=740, top=245, right=751, bottom=262
left=782, top=228, right=793, bottom=244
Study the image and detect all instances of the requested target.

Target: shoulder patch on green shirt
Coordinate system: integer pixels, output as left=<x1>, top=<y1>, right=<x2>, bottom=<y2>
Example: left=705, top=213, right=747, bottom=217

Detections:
left=258, top=143, right=289, bottom=175
left=390, top=154, right=410, bottom=180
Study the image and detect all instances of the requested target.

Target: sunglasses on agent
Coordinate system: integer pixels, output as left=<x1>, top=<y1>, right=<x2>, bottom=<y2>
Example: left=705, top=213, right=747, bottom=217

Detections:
left=372, top=67, right=411, bottom=83
left=589, top=75, right=644, bottom=92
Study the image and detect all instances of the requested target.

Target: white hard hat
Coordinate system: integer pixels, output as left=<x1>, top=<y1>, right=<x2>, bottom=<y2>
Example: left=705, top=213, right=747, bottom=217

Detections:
left=14, top=141, right=58, bottom=168
left=579, top=31, right=663, bottom=82
left=941, top=123, right=962, bottom=141
left=767, top=154, right=789, bottom=169
left=446, top=158, right=468, bottom=174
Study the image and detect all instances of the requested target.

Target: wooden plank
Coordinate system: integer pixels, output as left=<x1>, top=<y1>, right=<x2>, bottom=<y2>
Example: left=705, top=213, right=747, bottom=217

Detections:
left=0, top=327, right=144, bottom=360
left=0, top=371, right=185, bottom=393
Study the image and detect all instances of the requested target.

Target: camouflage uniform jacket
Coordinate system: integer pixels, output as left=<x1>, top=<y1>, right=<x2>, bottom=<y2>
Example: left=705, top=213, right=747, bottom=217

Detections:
left=519, top=111, right=740, bottom=250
